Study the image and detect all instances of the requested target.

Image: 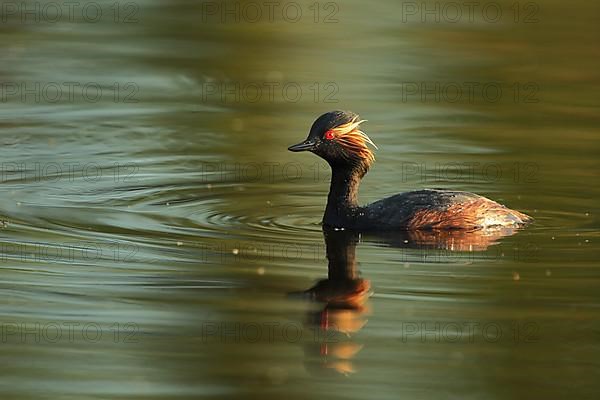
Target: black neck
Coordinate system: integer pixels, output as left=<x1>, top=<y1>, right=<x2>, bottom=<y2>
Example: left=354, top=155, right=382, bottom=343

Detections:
left=323, top=163, right=366, bottom=225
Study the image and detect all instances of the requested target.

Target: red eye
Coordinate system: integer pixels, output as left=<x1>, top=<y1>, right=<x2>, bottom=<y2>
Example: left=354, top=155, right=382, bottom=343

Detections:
left=325, top=130, right=335, bottom=140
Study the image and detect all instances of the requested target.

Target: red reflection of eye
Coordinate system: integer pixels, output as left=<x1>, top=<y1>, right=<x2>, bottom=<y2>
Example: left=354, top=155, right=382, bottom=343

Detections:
left=325, top=130, right=335, bottom=140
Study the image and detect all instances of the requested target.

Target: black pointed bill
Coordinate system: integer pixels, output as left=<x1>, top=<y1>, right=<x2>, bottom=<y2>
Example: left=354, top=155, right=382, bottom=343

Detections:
left=288, top=140, right=316, bottom=152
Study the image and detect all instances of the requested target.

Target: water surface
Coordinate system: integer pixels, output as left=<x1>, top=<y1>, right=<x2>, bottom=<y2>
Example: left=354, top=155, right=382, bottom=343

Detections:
left=1, top=1, right=599, bottom=398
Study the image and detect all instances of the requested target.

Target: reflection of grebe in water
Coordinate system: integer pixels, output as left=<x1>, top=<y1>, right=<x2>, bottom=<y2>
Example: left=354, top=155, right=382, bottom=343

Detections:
left=290, top=228, right=370, bottom=376
left=292, top=223, right=526, bottom=376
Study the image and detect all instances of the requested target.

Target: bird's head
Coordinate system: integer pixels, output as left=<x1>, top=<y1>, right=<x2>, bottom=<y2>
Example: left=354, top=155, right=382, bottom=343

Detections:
left=288, top=111, right=377, bottom=173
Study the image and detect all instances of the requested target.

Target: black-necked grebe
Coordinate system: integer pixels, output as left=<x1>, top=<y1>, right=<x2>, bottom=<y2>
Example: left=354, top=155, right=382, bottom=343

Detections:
left=288, top=110, right=531, bottom=230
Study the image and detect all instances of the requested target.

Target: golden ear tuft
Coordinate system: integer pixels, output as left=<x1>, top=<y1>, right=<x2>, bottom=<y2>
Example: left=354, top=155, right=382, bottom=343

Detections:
left=330, top=117, right=377, bottom=165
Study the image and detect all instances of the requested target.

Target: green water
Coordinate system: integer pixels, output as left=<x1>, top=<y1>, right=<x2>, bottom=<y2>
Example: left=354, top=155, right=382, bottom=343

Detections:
left=0, top=0, right=599, bottom=398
